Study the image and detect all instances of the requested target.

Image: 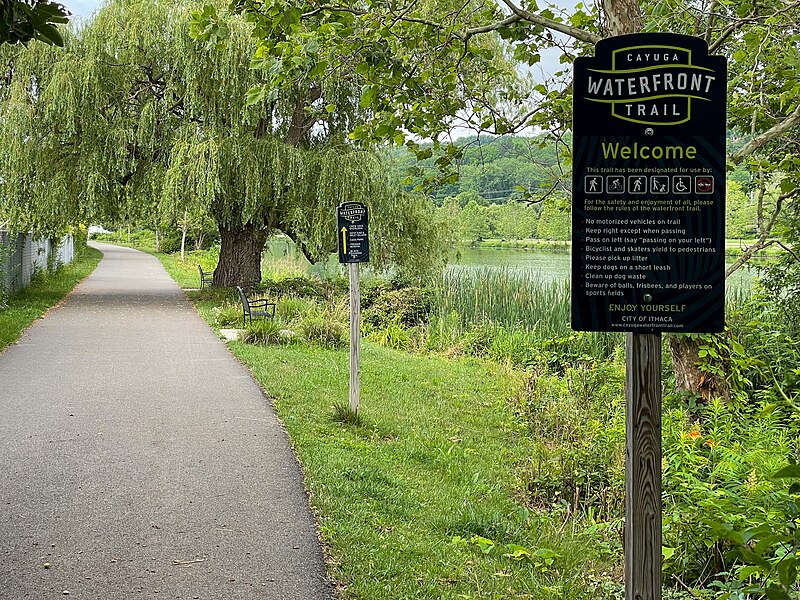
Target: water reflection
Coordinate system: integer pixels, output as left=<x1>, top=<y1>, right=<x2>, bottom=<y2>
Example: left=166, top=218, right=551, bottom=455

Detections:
left=263, top=238, right=755, bottom=293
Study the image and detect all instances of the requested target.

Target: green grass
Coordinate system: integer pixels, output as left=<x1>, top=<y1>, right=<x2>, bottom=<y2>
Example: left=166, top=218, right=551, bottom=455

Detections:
left=435, top=267, right=571, bottom=334
left=229, top=341, right=615, bottom=599
left=0, top=245, right=102, bottom=351
left=155, top=249, right=218, bottom=289
left=430, top=268, right=622, bottom=363
left=149, top=250, right=622, bottom=598
left=475, top=238, right=572, bottom=252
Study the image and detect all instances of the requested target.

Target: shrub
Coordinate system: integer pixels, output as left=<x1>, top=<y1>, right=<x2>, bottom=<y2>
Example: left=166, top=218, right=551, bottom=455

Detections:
left=212, top=303, right=243, bottom=328
left=276, top=296, right=312, bottom=323
left=660, top=396, right=798, bottom=588
left=515, top=360, right=626, bottom=523
left=262, top=275, right=342, bottom=300
left=240, top=319, right=284, bottom=345
left=362, top=283, right=434, bottom=329
left=301, top=318, right=347, bottom=349
left=367, top=320, right=410, bottom=351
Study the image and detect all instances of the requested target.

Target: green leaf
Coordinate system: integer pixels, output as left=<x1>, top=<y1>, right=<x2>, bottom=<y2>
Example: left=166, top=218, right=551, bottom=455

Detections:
left=308, top=60, right=327, bottom=78
left=359, top=86, right=377, bottom=109
left=282, top=7, right=301, bottom=29
left=33, top=22, right=63, bottom=46
left=245, top=85, right=268, bottom=106
left=780, top=178, right=798, bottom=194
left=738, top=565, right=762, bottom=580
left=503, top=544, right=531, bottom=559
left=764, top=584, right=792, bottom=600
left=662, top=546, right=676, bottom=560
left=774, top=464, right=800, bottom=479
left=470, top=535, right=495, bottom=554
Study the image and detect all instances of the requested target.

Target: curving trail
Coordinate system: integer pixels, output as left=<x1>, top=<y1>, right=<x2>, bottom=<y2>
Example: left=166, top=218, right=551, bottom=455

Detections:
left=0, top=243, right=335, bottom=600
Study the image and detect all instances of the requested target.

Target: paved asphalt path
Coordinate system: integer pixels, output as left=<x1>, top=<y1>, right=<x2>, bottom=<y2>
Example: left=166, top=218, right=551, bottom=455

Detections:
left=0, top=243, right=336, bottom=599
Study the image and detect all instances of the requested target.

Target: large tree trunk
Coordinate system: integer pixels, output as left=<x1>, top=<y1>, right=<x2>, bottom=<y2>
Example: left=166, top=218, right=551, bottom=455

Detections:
left=213, top=223, right=267, bottom=288
left=668, top=335, right=731, bottom=402
left=600, top=0, right=718, bottom=403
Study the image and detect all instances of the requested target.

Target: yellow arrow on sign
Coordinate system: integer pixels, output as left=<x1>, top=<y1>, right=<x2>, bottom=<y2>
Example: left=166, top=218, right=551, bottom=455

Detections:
left=341, top=226, right=347, bottom=254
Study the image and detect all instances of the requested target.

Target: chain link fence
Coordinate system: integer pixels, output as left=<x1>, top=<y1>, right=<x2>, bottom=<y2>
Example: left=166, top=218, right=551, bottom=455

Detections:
left=0, top=230, right=75, bottom=296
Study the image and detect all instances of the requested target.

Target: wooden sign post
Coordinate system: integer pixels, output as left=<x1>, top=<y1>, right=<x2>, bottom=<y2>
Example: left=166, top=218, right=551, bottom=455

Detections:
left=626, top=332, right=662, bottom=597
left=571, top=33, right=727, bottom=599
left=348, top=262, right=361, bottom=413
left=337, top=202, right=370, bottom=415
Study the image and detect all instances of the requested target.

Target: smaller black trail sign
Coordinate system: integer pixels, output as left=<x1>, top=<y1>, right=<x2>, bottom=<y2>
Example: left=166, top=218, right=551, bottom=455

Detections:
left=337, top=202, right=370, bottom=264
left=572, top=33, right=727, bottom=333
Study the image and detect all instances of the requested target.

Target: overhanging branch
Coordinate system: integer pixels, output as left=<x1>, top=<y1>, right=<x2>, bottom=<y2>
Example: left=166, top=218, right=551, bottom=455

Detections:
left=500, top=0, right=601, bottom=44
left=303, top=2, right=599, bottom=45
left=730, top=104, right=800, bottom=163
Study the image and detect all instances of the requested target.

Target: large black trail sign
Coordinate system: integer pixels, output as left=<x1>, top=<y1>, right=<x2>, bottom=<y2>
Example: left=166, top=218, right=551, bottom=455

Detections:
left=572, top=33, right=727, bottom=333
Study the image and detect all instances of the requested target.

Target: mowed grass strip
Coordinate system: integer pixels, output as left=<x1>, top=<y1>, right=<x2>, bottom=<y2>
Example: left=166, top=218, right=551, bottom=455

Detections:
left=229, top=341, right=605, bottom=599
left=152, top=251, right=615, bottom=598
left=0, top=245, right=102, bottom=351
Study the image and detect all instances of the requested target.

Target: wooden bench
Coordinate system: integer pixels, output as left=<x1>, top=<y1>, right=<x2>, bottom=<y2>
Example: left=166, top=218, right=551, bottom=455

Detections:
left=236, top=286, right=276, bottom=327
left=198, top=265, right=214, bottom=290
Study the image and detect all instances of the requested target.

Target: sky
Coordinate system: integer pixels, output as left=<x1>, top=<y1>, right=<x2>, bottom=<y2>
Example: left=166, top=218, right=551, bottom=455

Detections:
left=60, top=0, right=104, bottom=21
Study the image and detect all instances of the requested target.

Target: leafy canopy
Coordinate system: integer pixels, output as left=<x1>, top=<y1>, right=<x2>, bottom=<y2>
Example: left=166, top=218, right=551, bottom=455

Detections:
left=204, top=0, right=800, bottom=266
left=0, top=1, right=69, bottom=46
left=0, top=0, right=448, bottom=274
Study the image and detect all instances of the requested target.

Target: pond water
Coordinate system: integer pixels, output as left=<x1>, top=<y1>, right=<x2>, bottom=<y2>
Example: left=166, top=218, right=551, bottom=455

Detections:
left=264, top=238, right=755, bottom=293
left=450, top=247, right=755, bottom=293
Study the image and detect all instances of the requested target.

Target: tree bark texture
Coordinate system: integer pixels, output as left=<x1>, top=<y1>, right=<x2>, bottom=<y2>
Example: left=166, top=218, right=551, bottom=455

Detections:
left=214, top=223, right=267, bottom=288
left=668, top=335, right=730, bottom=402
left=602, top=0, right=642, bottom=36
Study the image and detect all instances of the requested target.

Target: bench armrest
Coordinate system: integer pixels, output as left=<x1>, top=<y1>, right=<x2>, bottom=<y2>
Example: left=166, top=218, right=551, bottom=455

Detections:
left=247, top=298, right=275, bottom=308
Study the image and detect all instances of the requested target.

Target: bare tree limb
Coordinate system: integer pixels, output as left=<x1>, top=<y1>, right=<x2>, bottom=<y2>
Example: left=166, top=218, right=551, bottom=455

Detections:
left=501, top=0, right=601, bottom=43
left=703, top=0, right=718, bottom=42
left=726, top=189, right=800, bottom=276
left=730, top=104, right=800, bottom=164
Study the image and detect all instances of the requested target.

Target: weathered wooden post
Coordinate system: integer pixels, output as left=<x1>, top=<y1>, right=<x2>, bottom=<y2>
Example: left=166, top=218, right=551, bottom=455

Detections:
left=626, top=332, right=662, bottom=598
left=337, top=202, right=370, bottom=415
left=571, top=33, right=727, bottom=599
left=349, top=261, right=361, bottom=414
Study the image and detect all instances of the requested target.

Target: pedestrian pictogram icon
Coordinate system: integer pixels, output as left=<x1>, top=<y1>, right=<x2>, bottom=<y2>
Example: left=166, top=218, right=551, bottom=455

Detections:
left=629, top=176, right=647, bottom=194
left=585, top=175, right=603, bottom=193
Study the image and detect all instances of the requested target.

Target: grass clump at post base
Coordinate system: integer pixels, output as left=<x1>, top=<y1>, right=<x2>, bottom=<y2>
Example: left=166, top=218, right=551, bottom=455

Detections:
left=0, top=244, right=102, bottom=351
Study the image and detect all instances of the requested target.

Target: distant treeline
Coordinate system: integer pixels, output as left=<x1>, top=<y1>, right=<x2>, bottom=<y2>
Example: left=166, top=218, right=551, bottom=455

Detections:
left=391, top=134, right=763, bottom=243
left=390, top=134, right=564, bottom=206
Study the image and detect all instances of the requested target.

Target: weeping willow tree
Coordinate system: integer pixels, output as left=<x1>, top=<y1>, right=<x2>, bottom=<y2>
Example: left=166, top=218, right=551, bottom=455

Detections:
left=0, top=0, right=446, bottom=286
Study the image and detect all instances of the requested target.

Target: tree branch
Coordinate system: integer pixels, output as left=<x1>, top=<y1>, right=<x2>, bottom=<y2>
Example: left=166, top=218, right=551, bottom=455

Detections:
left=304, top=2, right=599, bottom=45
left=726, top=189, right=799, bottom=277
left=501, top=0, right=601, bottom=44
left=708, top=1, right=800, bottom=53
left=730, top=104, right=800, bottom=163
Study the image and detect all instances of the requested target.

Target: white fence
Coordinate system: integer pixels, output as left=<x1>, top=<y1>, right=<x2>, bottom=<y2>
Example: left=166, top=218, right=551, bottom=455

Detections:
left=0, top=231, right=75, bottom=293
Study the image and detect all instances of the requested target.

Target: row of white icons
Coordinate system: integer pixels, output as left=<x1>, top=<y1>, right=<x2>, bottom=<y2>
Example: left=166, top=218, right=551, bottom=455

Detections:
left=585, top=175, right=715, bottom=195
